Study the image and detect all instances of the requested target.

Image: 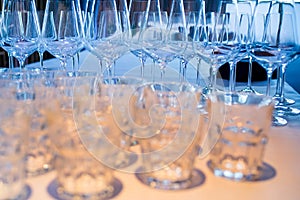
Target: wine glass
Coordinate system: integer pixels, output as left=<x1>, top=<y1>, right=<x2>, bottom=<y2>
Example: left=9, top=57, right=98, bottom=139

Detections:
left=1, top=0, right=40, bottom=69
left=193, top=10, right=240, bottom=93
left=129, top=0, right=149, bottom=78
left=179, top=0, right=204, bottom=82
left=142, top=0, right=188, bottom=80
left=42, top=0, right=84, bottom=70
left=249, top=12, right=298, bottom=126
left=227, top=0, right=253, bottom=92
left=36, top=9, right=45, bottom=69
left=269, top=0, right=300, bottom=116
left=83, top=0, right=130, bottom=76
left=238, top=0, right=258, bottom=93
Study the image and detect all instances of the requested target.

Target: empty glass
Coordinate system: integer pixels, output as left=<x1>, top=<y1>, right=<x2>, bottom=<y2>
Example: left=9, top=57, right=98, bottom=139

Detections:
left=48, top=71, right=119, bottom=199
left=42, top=0, right=84, bottom=70
left=0, top=77, right=32, bottom=199
left=208, top=92, right=274, bottom=181
left=1, top=0, right=40, bottom=69
left=133, top=82, right=204, bottom=190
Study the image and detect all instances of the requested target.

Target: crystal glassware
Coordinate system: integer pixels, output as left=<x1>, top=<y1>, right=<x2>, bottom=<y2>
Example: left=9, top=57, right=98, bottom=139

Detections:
left=1, top=0, right=40, bottom=69
left=42, top=0, right=84, bottom=70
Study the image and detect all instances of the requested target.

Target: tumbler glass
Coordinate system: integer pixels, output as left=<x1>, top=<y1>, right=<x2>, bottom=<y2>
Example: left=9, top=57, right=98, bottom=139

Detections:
left=0, top=77, right=32, bottom=199
left=48, top=72, right=118, bottom=199
left=207, top=92, right=274, bottom=181
left=133, top=82, right=204, bottom=190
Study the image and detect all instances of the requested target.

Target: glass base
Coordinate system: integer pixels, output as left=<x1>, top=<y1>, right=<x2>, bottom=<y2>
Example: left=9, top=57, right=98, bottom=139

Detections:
left=272, top=116, right=288, bottom=127
left=135, top=169, right=205, bottom=190
left=240, top=86, right=261, bottom=95
left=26, top=162, right=53, bottom=177
left=207, top=160, right=276, bottom=182
left=275, top=105, right=300, bottom=116
left=273, top=95, right=295, bottom=106
left=48, top=178, right=122, bottom=200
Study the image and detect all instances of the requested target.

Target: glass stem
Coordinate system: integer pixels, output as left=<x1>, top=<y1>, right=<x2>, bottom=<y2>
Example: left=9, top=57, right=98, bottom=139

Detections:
left=229, top=61, right=237, bottom=92
left=39, top=52, right=44, bottom=68
left=210, top=65, right=218, bottom=91
left=19, top=58, right=26, bottom=69
left=182, top=59, right=188, bottom=82
left=247, top=56, right=253, bottom=88
left=59, top=58, right=67, bottom=71
left=276, top=63, right=287, bottom=104
left=266, top=69, right=273, bottom=96
left=151, top=59, right=156, bottom=82
left=196, top=57, right=201, bottom=86
left=139, top=55, right=146, bottom=79
left=8, top=54, right=14, bottom=69
left=99, top=59, right=104, bottom=74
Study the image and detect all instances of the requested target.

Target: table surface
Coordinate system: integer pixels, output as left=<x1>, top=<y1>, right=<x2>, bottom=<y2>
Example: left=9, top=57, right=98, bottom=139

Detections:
left=25, top=51, right=300, bottom=200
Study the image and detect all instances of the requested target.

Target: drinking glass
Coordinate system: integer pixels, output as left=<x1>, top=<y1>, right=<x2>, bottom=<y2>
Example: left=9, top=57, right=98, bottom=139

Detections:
left=227, top=1, right=253, bottom=92
left=42, top=0, right=84, bottom=70
left=83, top=0, right=130, bottom=76
left=179, top=0, right=204, bottom=81
left=129, top=0, right=149, bottom=78
left=48, top=71, right=119, bottom=199
left=1, top=0, right=40, bottom=69
left=91, top=76, right=143, bottom=170
left=0, top=75, right=32, bottom=199
left=193, top=11, right=240, bottom=93
left=239, top=0, right=260, bottom=94
left=208, top=91, right=274, bottom=181
left=270, top=0, right=300, bottom=116
left=36, top=10, right=45, bottom=69
left=133, top=82, right=204, bottom=190
left=144, top=0, right=188, bottom=80
left=249, top=12, right=298, bottom=126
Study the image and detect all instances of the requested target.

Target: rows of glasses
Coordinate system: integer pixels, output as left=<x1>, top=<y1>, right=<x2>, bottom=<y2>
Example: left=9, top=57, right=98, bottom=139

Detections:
left=0, top=0, right=295, bottom=198
left=0, top=67, right=277, bottom=199
left=0, top=0, right=299, bottom=113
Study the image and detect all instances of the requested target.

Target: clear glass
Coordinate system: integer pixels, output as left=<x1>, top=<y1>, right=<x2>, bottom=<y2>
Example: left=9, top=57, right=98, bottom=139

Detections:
left=0, top=77, right=31, bottom=199
left=179, top=0, right=204, bottom=82
left=142, top=0, right=187, bottom=80
left=129, top=0, right=150, bottom=78
left=208, top=91, right=274, bottom=181
left=271, top=0, right=300, bottom=116
left=249, top=11, right=298, bottom=126
left=193, top=10, right=240, bottom=93
left=83, top=0, right=130, bottom=76
left=1, top=0, right=40, bottom=69
left=50, top=72, right=117, bottom=199
left=133, top=82, right=203, bottom=190
left=42, top=0, right=84, bottom=70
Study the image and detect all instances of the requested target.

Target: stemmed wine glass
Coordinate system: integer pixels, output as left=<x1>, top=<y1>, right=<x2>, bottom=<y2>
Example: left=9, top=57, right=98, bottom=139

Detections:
left=83, top=0, right=130, bottom=76
left=179, top=0, right=204, bottom=82
left=142, top=0, right=188, bottom=80
left=42, top=0, right=84, bottom=70
left=249, top=12, right=298, bottom=126
left=227, top=0, right=253, bottom=92
left=1, top=0, right=40, bottom=70
left=270, top=0, right=300, bottom=116
left=193, top=10, right=240, bottom=93
left=129, top=0, right=150, bottom=78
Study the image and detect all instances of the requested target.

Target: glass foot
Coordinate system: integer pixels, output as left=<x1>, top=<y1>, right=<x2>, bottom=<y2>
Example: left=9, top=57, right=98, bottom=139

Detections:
left=273, top=95, right=296, bottom=106
left=272, top=116, right=288, bottom=127
left=240, top=86, right=261, bottom=95
left=135, top=168, right=205, bottom=190
left=48, top=178, right=122, bottom=200
left=275, top=105, right=300, bottom=116
left=207, top=161, right=276, bottom=182
left=284, top=97, right=295, bottom=105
